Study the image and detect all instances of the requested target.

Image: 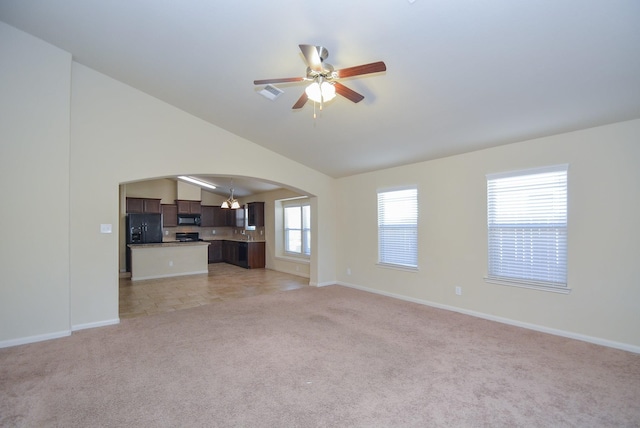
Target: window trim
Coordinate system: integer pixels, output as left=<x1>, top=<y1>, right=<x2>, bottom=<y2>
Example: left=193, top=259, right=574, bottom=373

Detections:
left=282, top=198, right=311, bottom=259
left=485, top=164, right=569, bottom=293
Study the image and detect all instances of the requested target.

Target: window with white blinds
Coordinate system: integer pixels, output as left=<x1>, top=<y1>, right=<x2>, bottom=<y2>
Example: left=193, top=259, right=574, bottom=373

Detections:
left=284, top=201, right=311, bottom=257
left=486, top=165, right=568, bottom=289
left=377, top=187, right=418, bottom=269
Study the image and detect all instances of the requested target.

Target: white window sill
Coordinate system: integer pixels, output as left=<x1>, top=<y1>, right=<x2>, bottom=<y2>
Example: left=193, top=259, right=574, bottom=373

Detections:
left=376, top=262, right=419, bottom=273
left=484, top=277, right=571, bottom=294
left=276, top=255, right=310, bottom=264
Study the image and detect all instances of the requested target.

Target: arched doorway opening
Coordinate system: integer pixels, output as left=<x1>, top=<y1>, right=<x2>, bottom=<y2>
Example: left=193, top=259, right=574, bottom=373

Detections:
left=118, top=174, right=316, bottom=318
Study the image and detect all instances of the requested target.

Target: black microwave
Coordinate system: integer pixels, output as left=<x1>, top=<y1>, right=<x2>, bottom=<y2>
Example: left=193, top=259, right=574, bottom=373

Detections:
left=177, top=214, right=201, bottom=226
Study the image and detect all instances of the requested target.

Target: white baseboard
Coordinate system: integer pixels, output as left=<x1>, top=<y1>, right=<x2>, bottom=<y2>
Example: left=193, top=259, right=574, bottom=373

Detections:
left=310, top=280, right=335, bottom=287
left=0, top=329, right=71, bottom=349
left=0, top=317, right=122, bottom=349
left=72, top=318, right=120, bottom=332
left=337, top=281, right=640, bottom=354
left=131, top=270, right=208, bottom=281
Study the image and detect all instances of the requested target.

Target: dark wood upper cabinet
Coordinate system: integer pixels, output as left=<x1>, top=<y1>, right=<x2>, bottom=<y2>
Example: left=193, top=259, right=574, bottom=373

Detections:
left=176, top=199, right=201, bottom=214
left=212, top=206, right=231, bottom=227
left=126, top=197, right=161, bottom=214
left=200, top=205, right=215, bottom=227
left=143, top=198, right=162, bottom=214
left=247, top=202, right=265, bottom=227
left=161, top=204, right=178, bottom=227
left=126, top=197, right=144, bottom=213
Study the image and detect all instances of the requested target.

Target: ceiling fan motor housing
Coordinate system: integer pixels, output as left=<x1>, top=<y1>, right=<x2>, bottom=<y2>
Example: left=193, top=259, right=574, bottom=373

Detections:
left=306, top=46, right=334, bottom=78
left=306, top=64, right=335, bottom=79
left=315, top=46, right=329, bottom=61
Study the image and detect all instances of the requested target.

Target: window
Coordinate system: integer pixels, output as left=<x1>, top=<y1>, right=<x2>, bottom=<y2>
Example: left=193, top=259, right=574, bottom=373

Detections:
left=377, top=187, right=418, bottom=269
left=284, top=201, right=310, bottom=257
left=486, top=165, right=568, bottom=290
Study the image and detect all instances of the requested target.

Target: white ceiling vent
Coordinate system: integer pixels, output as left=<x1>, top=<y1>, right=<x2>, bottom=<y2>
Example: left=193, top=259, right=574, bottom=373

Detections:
left=259, top=84, right=284, bottom=100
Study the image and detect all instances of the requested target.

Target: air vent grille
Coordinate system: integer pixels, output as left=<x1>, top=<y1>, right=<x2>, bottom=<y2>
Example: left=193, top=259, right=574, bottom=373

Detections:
left=259, top=84, right=284, bottom=100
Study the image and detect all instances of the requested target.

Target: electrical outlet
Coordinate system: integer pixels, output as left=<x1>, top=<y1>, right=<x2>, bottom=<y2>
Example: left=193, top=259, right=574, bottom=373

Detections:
left=455, top=286, right=462, bottom=296
left=347, top=268, right=352, bottom=275
left=169, top=261, right=173, bottom=267
left=211, top=230, right=216, bottom=235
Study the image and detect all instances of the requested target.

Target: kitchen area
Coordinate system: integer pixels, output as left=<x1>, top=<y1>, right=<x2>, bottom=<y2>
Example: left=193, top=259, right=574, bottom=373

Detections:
left=122, top=178, right=268, bottom=281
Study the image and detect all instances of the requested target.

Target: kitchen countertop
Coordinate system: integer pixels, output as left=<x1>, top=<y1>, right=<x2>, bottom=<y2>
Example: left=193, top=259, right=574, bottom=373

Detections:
left=201, top=238, right=266, bottom=243
left=128, top=238, right=265, bottom=247
left=128, top=241, right=210, bottom=248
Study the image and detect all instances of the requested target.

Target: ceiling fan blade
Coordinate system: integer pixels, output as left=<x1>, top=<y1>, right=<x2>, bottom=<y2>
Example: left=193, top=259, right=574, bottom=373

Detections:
left=336, top=61, right=387, bottom=79
left=253, top=77, right=305, bottom=85
left=292, top=92, right=308, bottom=109
left=333, top=82, right=364, bottom=103
left=299, top=44, right=323, bottom=72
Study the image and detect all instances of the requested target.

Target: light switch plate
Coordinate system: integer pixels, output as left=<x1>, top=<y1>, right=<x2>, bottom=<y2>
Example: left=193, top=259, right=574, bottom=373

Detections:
left=100, top=224, right=112, bottom=234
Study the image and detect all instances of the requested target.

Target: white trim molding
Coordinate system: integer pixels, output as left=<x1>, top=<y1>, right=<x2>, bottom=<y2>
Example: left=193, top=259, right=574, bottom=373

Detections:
left=0, top=330, right=71, bottom=349
left=310, top=280, right=335, bottom=287
left=337, top=281, right=640, bottom=355
left=132, top=270, right=208, bottom=281
left=72, top=318, right=120, bottom=332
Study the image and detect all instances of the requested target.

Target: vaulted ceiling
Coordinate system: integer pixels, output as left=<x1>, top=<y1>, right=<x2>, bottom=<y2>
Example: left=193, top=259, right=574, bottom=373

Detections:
left=2, top=0, right=639, bottom=180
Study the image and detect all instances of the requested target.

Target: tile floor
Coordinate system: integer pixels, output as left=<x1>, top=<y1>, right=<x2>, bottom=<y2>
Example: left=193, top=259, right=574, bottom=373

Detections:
left=119, top=263, right=309, bottom=319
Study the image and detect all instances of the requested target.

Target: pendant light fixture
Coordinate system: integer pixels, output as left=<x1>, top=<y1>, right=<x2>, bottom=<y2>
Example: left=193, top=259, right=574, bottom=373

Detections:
left=221, top=182, right=241, bottom=209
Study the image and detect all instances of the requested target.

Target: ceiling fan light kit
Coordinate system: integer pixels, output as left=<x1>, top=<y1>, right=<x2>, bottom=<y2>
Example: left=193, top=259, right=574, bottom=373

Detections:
left=305, top=80, right=336, bottom=103
left=254, top=44, right=386, bottom=113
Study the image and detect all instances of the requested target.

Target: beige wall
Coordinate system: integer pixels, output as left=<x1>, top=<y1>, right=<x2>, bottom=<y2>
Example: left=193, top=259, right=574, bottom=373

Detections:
left=124, top=178, right=178, bottom=203
left=69, top=60, right=336, bottom=328
left=2, top=22, right=638, bottom=352
left=0, top=23, right=335, bottom=345
left=201, top=189, right=226, bottom=206
left=252, top=188, right=311, bottom=278
left=176, top=181, right=201, bottom=201
left=0, top=22, right=72, bottom=344
left=336, top=120, right=640, bottom=351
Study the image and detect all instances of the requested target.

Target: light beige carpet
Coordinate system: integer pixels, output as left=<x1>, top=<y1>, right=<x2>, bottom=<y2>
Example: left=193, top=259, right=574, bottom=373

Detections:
left=1, top=285, right=639, bottom=427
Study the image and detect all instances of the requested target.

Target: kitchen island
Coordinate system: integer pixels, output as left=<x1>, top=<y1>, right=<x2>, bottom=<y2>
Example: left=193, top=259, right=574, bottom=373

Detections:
left=128, top=241, right=210, bottom=281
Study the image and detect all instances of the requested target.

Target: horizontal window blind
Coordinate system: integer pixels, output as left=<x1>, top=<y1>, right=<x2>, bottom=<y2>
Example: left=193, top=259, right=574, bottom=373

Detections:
left=378, top=187, right=418, bottom=268
left=284, top=202, right=311, bottom=256
left=487, top=165, right=567, bottom=286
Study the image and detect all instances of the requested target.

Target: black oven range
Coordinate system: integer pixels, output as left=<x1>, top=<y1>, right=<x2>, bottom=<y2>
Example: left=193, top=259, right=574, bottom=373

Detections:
left=175, top=232, right=201, bottom=242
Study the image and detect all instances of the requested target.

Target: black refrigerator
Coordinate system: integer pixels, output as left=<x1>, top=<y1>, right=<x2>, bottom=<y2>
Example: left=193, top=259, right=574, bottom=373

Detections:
left=126, top=213, right=163, bottom=244
left=126, top=213, right=162, bottom=272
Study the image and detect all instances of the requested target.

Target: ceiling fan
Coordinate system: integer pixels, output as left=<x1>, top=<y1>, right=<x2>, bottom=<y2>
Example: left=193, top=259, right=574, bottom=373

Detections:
left=254, top=44, right=387, bottom=110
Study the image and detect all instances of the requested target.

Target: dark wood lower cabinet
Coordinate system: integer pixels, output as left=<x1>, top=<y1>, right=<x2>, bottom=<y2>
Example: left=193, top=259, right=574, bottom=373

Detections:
left=247, top=241, right=265, bottom=269
left=206, top=240, right=223, bottom=263
left=221, top=240, right=265, bottom=269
